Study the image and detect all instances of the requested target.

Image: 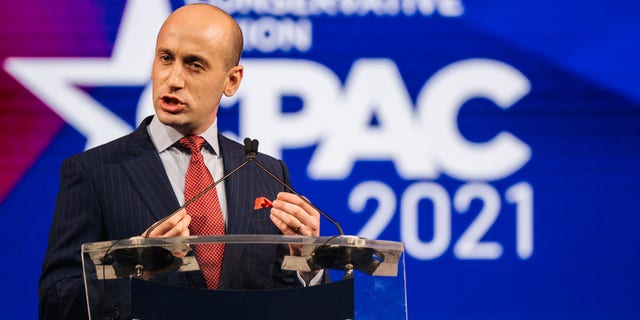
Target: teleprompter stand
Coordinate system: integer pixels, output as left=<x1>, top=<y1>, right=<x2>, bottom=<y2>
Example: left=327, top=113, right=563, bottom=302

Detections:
left=82, top=234, right=406, bottom=319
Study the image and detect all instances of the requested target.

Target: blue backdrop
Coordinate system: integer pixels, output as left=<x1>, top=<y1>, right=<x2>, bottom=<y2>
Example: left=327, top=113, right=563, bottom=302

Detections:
left=1, top=0, right=639, bottom=318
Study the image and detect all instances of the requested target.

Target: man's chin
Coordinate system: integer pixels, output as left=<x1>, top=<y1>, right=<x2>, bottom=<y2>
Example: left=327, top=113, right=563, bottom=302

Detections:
left=157, top=112, right=183, bottom=125
left=157, top=113, right=186, bottom=128
left=158, top=114, right=204, bottom=135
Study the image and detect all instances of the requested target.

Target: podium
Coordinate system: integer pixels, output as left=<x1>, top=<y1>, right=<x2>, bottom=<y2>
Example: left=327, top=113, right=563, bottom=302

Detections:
left=81, top=234, right=406, bottom=319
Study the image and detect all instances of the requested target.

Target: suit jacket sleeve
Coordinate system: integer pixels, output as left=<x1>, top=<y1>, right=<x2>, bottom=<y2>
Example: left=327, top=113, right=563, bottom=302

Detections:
left=39, top=155, right=103, bottom=319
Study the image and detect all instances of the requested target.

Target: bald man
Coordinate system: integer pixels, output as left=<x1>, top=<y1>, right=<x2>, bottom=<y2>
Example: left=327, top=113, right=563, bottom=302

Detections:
left=39, top=4, right=322, bottom=319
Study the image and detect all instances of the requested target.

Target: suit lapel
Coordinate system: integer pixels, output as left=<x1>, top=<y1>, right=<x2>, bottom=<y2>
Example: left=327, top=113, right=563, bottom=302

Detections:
left=116, top=117, right=180, bottom=221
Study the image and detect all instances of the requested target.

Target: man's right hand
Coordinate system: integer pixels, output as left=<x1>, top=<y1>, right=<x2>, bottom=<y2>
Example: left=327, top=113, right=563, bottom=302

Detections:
left=142, top=208, right=191, bottom=237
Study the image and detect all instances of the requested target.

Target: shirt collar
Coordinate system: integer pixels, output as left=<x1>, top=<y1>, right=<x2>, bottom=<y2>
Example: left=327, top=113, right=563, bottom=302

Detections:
left=147, top=116, right=220, bottom=156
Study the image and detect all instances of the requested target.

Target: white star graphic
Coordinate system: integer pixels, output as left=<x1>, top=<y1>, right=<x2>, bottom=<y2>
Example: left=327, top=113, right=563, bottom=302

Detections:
left=3, top=0, right=171, bottom=149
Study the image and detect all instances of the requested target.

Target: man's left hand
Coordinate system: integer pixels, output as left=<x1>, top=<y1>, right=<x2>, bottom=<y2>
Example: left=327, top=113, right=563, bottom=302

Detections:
left=269, top=192, right=320, bottom=238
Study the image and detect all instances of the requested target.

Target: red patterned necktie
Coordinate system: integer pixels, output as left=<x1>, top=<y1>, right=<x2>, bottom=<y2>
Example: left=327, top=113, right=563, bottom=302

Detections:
left=179, top=135, right=225, bottom=289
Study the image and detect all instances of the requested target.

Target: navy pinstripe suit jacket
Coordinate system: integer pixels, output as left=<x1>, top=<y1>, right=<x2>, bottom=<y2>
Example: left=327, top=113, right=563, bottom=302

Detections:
left=38, top=116, right=298, bottom=318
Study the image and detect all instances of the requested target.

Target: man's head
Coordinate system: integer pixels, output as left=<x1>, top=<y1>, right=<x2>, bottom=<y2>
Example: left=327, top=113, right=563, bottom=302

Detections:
left=151, top=4, right=243, bottom=135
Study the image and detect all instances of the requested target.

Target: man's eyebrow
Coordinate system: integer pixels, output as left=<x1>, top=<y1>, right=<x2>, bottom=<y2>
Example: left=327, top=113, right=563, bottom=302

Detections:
left=156, top=47, right=173, bottom=55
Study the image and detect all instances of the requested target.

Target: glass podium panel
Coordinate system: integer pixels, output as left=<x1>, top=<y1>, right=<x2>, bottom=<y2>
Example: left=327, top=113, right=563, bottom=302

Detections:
left=82, top=235, right=406, bottom=320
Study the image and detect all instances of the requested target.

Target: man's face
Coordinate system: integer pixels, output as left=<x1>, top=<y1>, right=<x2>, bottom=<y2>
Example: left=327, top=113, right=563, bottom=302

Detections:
left=151, top=16, right=240, bottom=135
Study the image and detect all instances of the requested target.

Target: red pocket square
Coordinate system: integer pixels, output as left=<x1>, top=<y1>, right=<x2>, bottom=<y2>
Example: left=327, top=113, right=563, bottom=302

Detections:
left=254, top=196, right=273, bottom=210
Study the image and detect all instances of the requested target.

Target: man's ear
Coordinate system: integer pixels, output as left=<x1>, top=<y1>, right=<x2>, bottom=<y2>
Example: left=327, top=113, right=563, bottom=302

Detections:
left=223, top=65, right=244, bottom=97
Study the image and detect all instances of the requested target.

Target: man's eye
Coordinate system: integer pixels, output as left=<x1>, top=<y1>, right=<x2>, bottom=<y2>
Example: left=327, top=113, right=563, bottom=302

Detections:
left=190, top=63, right=204, bottom=70
left=160, top=55, right=172, bottom=62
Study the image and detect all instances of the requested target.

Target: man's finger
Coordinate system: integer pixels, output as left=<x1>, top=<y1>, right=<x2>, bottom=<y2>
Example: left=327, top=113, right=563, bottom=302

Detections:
left=145, top=208, right=188, bottom=237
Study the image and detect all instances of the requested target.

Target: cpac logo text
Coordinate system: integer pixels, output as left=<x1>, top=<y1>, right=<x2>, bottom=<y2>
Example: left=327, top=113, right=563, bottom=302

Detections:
left=235, top=58, right=531, bottom=181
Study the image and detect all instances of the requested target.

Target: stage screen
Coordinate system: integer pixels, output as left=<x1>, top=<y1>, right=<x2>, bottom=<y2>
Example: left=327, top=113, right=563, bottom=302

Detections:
left=1, top=0, right=639, bottom=318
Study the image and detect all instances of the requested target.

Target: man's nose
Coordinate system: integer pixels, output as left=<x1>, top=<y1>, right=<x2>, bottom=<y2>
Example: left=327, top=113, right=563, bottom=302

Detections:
left=167, top=65, right=185, bottom=90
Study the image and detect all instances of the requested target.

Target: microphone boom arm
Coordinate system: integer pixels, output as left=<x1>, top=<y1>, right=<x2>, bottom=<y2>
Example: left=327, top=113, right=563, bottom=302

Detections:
left=144, top=137, right=345, bottom=237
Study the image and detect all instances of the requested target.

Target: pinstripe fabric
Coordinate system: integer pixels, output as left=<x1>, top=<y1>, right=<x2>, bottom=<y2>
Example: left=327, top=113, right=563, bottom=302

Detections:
left=38, top=116, right=299, bottom=319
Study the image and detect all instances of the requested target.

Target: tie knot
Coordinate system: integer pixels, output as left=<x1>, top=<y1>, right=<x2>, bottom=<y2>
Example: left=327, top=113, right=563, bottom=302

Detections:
left=179, top=135, right=206, bottom=154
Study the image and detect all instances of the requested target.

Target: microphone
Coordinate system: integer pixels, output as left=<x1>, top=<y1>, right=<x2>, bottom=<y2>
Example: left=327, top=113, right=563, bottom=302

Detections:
left=244, top=137, right=259, bottom=158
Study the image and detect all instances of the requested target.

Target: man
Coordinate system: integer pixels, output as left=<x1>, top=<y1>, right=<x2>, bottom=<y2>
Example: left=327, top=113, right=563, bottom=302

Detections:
left=38, top=4, right=322, bottom=319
